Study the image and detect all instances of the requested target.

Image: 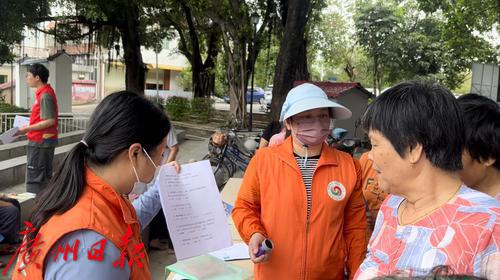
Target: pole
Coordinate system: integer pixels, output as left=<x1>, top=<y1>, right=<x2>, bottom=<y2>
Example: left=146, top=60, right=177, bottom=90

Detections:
left=249, top=24, right=257, bottom=132
left=156, top=50, right=159, bottom=103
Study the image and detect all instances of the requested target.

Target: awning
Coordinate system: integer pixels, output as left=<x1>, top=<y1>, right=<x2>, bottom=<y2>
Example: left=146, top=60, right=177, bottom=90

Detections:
left=146, top=63, right=184, bottom=71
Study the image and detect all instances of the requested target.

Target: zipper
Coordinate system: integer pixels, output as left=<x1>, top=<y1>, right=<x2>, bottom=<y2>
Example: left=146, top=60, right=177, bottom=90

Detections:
left=303, top=170, right=315, bottom=280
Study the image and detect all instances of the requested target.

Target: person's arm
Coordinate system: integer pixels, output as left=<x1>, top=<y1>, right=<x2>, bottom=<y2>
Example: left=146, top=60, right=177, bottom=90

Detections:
left=232, top=152, right=270, bottom=263
left=259, top=138, right=269, bottom=148
left=353, top=209, right=384, bottom=280
left=44, top=230, right=130, bottom=279
left=165, top=144, right=178, bottom=163
left=132, top=176, right=163, bottom=231
left=343, top=159, right=368, bottom=279
left=232, top=153, right=267, bottom=242
left=132, top=162, right=180, bottom=230
left=18, top=93, right=56, bottom=135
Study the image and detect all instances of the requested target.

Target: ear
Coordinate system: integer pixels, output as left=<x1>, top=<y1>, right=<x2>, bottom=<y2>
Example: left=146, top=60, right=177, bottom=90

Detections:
left=284, top=119, right=292, bottom=131
left=483, top=157, right=496, bottom=168
left=128, top=143, right=142, bottom=163
left=407, top=143, right=423, bottom=164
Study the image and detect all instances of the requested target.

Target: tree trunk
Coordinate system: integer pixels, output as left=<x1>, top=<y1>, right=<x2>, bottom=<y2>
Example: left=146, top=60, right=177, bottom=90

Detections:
left=373, top=55, right=378, bottom=95
left=270, top=0, right=310, bottom=121
left=223, top=32, right=247, bottom=128
left=191, top=23, right=220, bottom=98
left=118, top=16, right=145, bottom=94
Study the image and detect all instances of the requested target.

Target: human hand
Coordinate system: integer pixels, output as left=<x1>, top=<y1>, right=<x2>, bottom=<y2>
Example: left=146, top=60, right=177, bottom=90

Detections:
left=16, top=126, right=29, bottom=136
left=249, top=232, right=270, bottom=263
left=166, top=161, right=180, bottom=173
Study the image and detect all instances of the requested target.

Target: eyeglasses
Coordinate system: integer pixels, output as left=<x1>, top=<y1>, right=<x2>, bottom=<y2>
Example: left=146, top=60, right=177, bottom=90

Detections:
left=292, top=113, right=330, bottom=125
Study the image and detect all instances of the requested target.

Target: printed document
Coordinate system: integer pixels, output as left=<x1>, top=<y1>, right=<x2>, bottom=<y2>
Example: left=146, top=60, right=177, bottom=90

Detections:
left=158, top=160, right=232, bottom=260
left=0, top=115, right=30, bottom=144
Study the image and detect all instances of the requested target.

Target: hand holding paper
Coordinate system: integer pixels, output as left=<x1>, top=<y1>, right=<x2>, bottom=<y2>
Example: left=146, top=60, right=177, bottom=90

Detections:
left=158, top=160, right=232, bottom=260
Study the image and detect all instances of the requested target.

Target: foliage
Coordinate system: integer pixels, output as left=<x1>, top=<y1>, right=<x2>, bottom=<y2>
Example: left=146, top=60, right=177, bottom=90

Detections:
left=0, top=0, right=50, bottom=63
left=354, top=0, right=403, bottom=93
left=0, top=102, right=29, bottom=113
left=353, top=0, right=499, bottom=91
left=190, top=97, right=214, bottom=123
left=179, top=68, right=193, bottom=91
left=165, top=96, right=190, bottom=121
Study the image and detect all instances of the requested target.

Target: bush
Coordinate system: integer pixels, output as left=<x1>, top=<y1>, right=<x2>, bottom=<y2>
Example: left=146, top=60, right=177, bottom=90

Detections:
left=190, top=97, right=214, bottom=123
left=0, top=102, right=29, bottom=113
left=165, top=96, right=191, bottom=121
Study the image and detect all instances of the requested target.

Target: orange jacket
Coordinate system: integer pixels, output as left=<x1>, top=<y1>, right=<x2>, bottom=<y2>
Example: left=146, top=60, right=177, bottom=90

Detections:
left=233, top=137, right=367, bottom=280
left=12, top=168, right=151, bottom=280
left=359, top=152, right=387, bottom=213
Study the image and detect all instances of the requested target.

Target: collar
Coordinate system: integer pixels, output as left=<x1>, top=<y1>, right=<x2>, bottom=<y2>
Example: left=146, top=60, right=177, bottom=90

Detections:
left=84, top=167, right=138, bottom=224
left=35, top=84, right=51, bottom=96
left=274, top=136, right=339, bottom=169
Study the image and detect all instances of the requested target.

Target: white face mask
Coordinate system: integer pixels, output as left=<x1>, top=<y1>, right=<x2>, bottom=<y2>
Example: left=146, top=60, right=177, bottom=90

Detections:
left=130, top=148, right=159, bottom=195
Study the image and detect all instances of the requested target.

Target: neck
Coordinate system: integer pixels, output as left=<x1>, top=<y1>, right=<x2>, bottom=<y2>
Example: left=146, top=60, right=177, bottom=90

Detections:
left=292, top=137, right=322, bottom=157
left=36, top=83, right=46, bottom=91
left=87, top=155, right=132, bottom=194
left=474, top=168, right=500, bottom=197
left=400, top=164, right=462, bottom=212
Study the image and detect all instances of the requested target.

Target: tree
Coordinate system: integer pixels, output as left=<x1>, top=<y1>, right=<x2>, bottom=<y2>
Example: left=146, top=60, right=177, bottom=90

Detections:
left=354, top=0, right=403, bottom=94
left=205, top=0, right=275, bottom=127
left=310, top=0, right=363, bottom=82
left=19, top=0, right=165, bottom=93
left=157, top=0, right=221, bottom=98
left=270, top=0, right=327, bottom=121
left=415, top=0, right=499, bottom=89
left=0, top=0, right=49, bottom=63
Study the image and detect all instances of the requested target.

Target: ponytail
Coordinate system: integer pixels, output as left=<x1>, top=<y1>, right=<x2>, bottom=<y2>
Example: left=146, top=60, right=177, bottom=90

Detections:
left=24, top=91, right=170, bottom=246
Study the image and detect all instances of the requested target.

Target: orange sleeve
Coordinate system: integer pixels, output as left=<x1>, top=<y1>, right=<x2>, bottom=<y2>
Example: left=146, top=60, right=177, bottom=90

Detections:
left=343, top=158, right=368, bottom=279
left=231, top=152, right=267, bottom=243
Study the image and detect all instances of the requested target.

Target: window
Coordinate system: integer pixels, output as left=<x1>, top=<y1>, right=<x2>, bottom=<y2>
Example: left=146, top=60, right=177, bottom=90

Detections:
left=0, top=75, right=7, bottom=84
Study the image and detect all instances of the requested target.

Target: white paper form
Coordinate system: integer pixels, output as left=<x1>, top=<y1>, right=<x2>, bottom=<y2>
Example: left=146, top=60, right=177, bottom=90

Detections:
left=209, top=243, right=250, bottom=261
left=158, top=160, right=233, bottom=260
left=0, top=127, right=19, bottom=144
left=13, top=116, right=30, bottom=128
left=0, top=115, right=30, bottom=144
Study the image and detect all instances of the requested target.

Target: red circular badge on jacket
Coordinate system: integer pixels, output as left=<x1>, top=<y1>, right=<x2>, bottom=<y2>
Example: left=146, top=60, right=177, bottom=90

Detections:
left=327, top=181, right=346, bottom=201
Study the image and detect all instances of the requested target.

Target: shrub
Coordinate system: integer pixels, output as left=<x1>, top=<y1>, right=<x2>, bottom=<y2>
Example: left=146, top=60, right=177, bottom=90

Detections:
left=0, top=102, right=29, bottom=113
left=190, top=97, right=214, bottom=123
left=165, top=96, right=191, bottom=121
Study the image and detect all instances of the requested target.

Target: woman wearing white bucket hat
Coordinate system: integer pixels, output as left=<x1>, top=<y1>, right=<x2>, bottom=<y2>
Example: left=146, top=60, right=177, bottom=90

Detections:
left=233, top=83, right=368, bottom=279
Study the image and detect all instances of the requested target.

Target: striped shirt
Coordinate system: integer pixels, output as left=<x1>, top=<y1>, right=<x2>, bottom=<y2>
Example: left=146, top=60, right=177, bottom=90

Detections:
left=294, top=154, right=320, bottom=220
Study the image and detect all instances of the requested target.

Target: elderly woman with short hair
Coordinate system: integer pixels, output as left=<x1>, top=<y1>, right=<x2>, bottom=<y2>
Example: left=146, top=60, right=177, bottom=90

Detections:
left=354, top=80, right=499, bottom=280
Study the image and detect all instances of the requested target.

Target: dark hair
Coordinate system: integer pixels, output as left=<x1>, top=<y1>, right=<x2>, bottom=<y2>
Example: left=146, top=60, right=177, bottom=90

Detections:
left=27, top=91, right=171, bottom=243
left=28, top=63, right=49, bottom=83
left=457, top=93, right=500, bottom=170
left=362, top=80, right=464, bottom=171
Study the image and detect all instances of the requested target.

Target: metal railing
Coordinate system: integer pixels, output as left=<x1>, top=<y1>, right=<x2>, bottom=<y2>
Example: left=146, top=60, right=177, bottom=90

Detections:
left=0, top=113, right=91, bottom=134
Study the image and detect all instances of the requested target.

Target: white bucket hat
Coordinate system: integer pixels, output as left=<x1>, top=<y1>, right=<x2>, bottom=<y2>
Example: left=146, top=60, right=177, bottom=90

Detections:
left=280, top=83, right=352, bottom=121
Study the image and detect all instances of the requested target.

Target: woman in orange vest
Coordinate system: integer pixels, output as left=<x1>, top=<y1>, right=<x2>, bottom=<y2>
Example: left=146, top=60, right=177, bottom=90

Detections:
left=11, top=91, right=178, bottom=279
left=233, top=83, right=367, bottom=279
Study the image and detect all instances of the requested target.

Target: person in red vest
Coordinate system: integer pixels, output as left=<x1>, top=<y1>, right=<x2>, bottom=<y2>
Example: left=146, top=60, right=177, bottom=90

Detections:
left=17, top=63, right=59, bottom=194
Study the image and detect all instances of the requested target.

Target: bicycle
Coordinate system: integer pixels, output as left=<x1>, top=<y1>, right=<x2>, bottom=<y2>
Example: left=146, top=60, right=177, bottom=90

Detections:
left=203, top=129, right=260, bottom=190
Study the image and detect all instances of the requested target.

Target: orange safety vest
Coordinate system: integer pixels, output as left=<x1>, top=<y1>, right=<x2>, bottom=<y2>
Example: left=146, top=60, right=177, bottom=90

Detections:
left=233, top=137, right=367, bottom=279
left=12, top=168, right=151, bottom=279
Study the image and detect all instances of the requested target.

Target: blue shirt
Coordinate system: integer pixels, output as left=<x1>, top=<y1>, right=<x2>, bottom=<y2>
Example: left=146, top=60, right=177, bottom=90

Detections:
left=44, top=177, right=163, bottom=279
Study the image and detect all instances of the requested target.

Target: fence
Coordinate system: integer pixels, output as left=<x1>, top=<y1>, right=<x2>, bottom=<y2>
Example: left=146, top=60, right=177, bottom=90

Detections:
left=0, top=113, right=91, bottom=134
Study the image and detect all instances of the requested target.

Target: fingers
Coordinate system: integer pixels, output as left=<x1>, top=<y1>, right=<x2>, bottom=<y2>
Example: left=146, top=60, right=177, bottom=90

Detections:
left=167, top=161, right=181, bottom=173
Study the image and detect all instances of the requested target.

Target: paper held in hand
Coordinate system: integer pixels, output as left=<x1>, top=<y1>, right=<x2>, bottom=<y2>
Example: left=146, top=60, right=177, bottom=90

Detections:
left=158, top=160, right=233, bottom=260
left=0, top=115, right=30, bottom=144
